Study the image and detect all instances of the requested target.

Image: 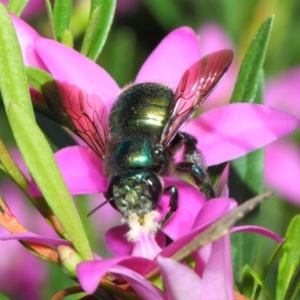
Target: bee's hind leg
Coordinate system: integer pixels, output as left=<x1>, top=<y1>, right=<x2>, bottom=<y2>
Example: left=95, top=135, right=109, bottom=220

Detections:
left=159, top=186, right=178, bottom=228
left=170, top=132, right=215, bottom=199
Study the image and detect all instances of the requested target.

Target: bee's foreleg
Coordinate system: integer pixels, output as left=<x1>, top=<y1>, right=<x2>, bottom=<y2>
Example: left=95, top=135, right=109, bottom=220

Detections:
left=160, top=186, right=178, bottom=228
left=173, top=132, right=215, bottom=199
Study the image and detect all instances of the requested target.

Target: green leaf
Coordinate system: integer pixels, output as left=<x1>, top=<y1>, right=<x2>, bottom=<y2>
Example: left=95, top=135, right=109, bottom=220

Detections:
left=90, top=0, right=102, bottom=14
left=0, top=3, right=34, bottom=119
left=252, top=242, right=285, bottom=298
left=6, top=101, right=93, bottom=261
left=283, top=264, right=300, bottom=300
left=6, top=0, right=28, bottom=16
left=230, top=16, right=274, bottom=103
left=84, top=0, right=116, bottom=61
left=0, top=5, right=92, bottom=260
left=26, top=67, right=53, bottom=92
left=277, top=215, right=300, bottom=300
left=229, top=69, right=265, bottom=284
left=0, top=293, right=11, bottom=300
left=81, top=5, right=101, bottom=56
left=60, top=29, right=74, bottom=48
left=250, top=269, right=272, bottom=300
left=241, top=265, right=255, bottom=297
left=0, top=140, right=29, bottom=193
left=53, top=0, right=72, bottom=43
left=44, top=0, right=56, bottom=39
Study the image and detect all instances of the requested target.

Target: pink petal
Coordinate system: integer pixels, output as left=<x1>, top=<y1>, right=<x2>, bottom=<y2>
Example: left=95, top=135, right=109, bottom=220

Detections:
left=105, top=225, right=134, bottom=256
left=109, top=265, right=165, bottom=300
left=159, top=178, right=207, bottom=240
left=136, top=27, right=200, bottom=90
left=115, top=266, right=166, bottom=300
left=157, top=256, right=202, bottom=300
left=21, top=0, right=46, bottom=19
left=159, top=198, right=236, bottom=258
left=231, top=225, right=284, bottom=243
left=265, top=68, right=300, bottom=118
left=198, top=23, right=238, bottom=111
left=9, top=14, right=47, bottom=69
left=28, top=146, right=107, bottom=196
left=0, top=232, right=72, bottom=248
left=184, top=103, right=300, bottom=166
left=200, top=235, right=234, bottom=300
left=105, top=225, right=166, bottom=257
left=77, top=257, right=156, bottom=294
left=35, top=38, right=120, bottom=108
left=77, top=258, right=128, bottom=294
left=193, top=198, right=236, bottom=228
left=265, top=139, right=300, bottom=205
left=198, top=23, right=234, bottom=56
left=132, top=231, right=162, bottom=259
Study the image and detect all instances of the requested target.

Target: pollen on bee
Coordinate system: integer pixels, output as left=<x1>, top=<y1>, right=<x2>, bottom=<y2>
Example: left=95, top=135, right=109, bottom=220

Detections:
left=124, top=211, right=160, bottom=242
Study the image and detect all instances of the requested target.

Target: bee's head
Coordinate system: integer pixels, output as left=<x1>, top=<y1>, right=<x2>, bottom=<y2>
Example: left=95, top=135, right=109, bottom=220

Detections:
left=105, top=170, right=163, bottom=221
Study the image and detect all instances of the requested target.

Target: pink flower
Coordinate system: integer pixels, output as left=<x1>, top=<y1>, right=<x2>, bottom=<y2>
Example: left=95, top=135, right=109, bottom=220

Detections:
left=3, top=0, right=45, bottom=19
left=196, top=22, right=300, bottom=205
left=10, top=14, right=299, bottom=239
left=0, top=196, right=283, bottom=298
left=264, top=69, right=300, bottom=205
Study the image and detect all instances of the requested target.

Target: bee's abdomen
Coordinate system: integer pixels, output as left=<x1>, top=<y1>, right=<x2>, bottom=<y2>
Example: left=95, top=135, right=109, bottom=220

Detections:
left=105, top=83, right=174, bottom=177
left=109, top=83, right=174, bottom=137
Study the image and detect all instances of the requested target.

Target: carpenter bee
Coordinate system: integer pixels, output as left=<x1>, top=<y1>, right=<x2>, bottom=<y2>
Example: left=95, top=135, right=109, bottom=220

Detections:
left=40, top=49, right=233, bottom=234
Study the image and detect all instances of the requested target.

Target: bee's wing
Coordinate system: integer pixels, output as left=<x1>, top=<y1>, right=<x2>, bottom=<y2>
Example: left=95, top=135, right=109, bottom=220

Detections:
left=41, top=81, right=108, bottom=158
left=159, top=49, right=234, bottom=147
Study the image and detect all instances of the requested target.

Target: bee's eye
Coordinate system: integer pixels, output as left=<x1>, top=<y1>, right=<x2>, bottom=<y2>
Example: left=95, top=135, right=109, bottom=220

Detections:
left=145, top=174, right=163, bottom=205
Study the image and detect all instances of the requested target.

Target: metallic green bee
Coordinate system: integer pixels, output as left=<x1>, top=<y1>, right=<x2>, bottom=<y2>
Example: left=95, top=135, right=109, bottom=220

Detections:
left=42, top=49, right=233, bottom=229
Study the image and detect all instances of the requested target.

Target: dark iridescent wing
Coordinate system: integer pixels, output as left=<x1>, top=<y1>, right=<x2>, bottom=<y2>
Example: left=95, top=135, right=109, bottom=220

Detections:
left=41, top=81, right=108, bottom=158
left=159, top=49, right=234, bottom=147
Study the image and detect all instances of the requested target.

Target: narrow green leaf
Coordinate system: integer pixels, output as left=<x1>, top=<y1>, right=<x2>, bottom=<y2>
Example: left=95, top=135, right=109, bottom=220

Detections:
left=90, top=0, right=101, bottom=14
left=0, top=4, right=92, bottom=260
left=229, top=70, right=265, bottom=284
left=85, top=0, right=116, bottom=61
left=0, top=3, right=34, bottom=119
left=81, top=5, right=101, bottom=56
left=44, top=0, right=56, bottom=40
left=241, top=265, right=255, bottom=297
left=253, top=242, right=285, bottom=298
left=250, top=270, right=272, bottom=300
left=0, top=293, right=11, bottom=300
left=53, top=0, right=72, bottom=42
left=6, top=0, right=28, bottom=16
left=6, top=101, right=93, bottom=261
left=26, top=67, right=53, bottom=92
left=283, top=264, right=300, bottom=300
left=277, top=215, right=300, bottom=300
left=60, top=29, right=74, bottom=48
left=230, top=16, right=273, bottom=103
left=0, top=140, right=29, bottom=192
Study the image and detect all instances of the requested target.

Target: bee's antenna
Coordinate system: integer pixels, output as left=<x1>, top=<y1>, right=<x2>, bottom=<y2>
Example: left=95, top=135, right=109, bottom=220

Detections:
left=87, top=196, right=120, bottom=217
